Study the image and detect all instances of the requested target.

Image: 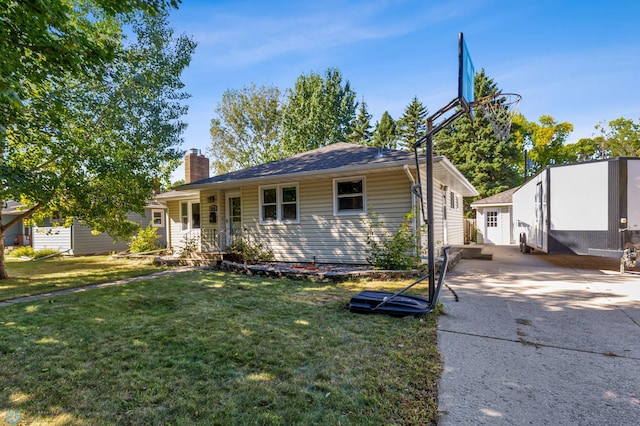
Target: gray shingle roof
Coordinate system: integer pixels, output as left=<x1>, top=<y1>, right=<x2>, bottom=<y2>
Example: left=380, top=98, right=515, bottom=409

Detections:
left=470, top=186, right=521, bottom=207
left=184, top=142, right=414, bottom=186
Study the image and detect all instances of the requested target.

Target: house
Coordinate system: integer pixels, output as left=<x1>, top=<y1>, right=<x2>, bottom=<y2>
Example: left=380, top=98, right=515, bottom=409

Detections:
left=2, top=201, right=33, bottom=248
left=470, top=186, right=520, bottom=245
left=32, top=201, right=168, bottom=255
left=160, top=143, right=478, bottom=264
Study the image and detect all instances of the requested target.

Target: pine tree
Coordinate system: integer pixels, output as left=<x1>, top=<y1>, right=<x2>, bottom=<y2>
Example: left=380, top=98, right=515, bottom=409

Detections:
left=348, top=97, right=373, bottom=145
left=434, top=70, right=521, bottom=198
left=373, top=111, right=397, bottom=149
left=397, top=96, right=428, bottom=151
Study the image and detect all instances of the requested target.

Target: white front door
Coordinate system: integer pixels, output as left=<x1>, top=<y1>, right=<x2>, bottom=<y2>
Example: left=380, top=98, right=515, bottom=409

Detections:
left=485, top=209, right=502, bottom=244
left=226, top=192, right=241, bottom=245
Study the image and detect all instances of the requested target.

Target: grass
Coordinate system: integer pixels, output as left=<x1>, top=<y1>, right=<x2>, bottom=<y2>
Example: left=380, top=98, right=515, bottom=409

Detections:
left=1, top=256, right=166, bottom=301
left=0, top=268, right=442, bottom=425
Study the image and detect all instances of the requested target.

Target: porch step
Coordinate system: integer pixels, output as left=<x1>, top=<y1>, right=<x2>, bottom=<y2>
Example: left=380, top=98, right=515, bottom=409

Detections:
left=453, top=245, right=493, bottom=260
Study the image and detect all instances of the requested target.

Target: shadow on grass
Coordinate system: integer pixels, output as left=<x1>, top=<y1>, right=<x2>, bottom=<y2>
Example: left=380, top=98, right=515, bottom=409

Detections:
left=0, top=271, right=441, bottom=425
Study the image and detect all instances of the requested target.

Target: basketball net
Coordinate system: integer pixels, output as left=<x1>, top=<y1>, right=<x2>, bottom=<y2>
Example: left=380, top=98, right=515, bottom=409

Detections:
left=476, top=93, right=521, bottom=141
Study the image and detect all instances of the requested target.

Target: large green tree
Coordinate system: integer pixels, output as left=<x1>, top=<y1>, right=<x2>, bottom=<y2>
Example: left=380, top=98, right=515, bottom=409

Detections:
left=397, top=96, right=428, bottom=151
left=209, top=84, right=284, bottom=174
left=594, top=117, right=640, bottom=157
left=434, top=70, right=522, bottom=198
left=0, top=4, right=194, bottom=279
left=514, top=114, right=574, bottom=176
left=280, top=67, right=357, bottom=155
left=373, top=111, right=397, bottom=149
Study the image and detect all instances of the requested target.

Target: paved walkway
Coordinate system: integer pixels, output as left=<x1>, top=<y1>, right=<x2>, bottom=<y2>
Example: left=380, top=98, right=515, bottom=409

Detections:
left=0, top=266, right=198, bottom=308
left=437, top=245, right=640, bottom=425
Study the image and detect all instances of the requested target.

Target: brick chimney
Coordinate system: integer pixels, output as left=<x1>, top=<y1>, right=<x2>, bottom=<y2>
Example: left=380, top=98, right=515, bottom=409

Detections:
left=185, top=148, right=210, bottom=184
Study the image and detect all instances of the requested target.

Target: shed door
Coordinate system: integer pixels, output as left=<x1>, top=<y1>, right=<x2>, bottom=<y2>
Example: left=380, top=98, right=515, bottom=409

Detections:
left=485, top=209, right=502, bottom=244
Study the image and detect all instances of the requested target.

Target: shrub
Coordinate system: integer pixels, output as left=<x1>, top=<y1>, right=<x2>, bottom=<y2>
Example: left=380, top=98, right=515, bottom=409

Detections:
left=129, top=225, right=161, bottom=253
left=8, top=247, right=61, bottom=259
left=365, top=210, right=420, bottom=270
left=226, top=232, right=274, bottom=264
left=8, top=246, right=35, bottom=258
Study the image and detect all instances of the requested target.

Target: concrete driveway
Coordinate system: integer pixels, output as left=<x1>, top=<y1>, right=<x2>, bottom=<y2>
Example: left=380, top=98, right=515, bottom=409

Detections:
left=438, top=245, right=640, bottom=425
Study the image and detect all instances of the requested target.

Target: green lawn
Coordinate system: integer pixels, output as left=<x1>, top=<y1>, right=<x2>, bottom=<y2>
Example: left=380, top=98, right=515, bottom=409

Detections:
left=1, top=256, right=167, bottom=301
left=0, top=267, right=442, bottom=425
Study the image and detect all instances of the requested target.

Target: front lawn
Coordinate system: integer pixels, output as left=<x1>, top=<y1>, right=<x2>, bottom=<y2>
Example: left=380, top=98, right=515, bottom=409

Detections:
left=1, top=256, right=166, bottom=301
left=0, top=270, right=441, bottom=425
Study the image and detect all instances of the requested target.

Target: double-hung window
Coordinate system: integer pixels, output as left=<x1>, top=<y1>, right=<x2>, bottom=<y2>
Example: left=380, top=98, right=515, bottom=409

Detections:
left=151, top=209, right=165, bottom=227
left=260, top=184, right=299, bottom=224
left=334, top=177, right=365, bottom=215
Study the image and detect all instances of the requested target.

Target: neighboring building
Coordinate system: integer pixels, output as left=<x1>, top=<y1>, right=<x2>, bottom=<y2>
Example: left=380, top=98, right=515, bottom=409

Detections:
left=471, top=186, right=520, bottom=245
left=32, top=202, right=167, bottom=255
left=2, top=201, right=33, bottom=248
left=159, top=143, right=478, bottom=264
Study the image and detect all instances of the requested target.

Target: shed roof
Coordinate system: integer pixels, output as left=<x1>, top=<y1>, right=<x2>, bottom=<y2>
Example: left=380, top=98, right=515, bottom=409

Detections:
left=470, top=186, right=521, bottom=208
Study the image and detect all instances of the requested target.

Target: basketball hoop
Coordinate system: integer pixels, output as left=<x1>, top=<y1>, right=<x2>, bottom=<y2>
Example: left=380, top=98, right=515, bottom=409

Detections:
left=474, top=92, right=521, bottom=141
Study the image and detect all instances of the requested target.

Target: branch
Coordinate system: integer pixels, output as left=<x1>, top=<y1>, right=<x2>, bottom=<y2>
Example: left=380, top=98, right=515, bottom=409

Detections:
left=1, top=204, right=42, bottom=233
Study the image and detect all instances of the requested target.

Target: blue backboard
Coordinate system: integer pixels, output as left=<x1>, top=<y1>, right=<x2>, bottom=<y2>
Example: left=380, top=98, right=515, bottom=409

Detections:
left=458, top=33, right=475, bottom=117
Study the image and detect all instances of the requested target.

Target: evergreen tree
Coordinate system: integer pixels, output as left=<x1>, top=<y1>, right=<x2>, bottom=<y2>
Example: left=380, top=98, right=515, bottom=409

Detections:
left=348, top=97, right=373, bottom=145
left=397, top=96, right=428, bottom=151
left=373, top=111, right=397, bottom=149
left=434, top=70, right=521, bottom=198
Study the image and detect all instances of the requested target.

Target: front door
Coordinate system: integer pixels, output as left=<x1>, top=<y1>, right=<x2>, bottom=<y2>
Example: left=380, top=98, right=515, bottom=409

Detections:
left=226, top=192, right=241, bottom=245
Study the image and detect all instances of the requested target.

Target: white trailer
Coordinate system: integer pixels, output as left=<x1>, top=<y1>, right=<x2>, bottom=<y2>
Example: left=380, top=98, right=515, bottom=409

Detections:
left=513, top=157, right=640, bottom=270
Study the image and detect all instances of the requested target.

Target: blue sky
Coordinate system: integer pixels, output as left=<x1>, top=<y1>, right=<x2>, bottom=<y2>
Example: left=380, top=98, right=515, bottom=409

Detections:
left=167, top=0, right=640, bottom=181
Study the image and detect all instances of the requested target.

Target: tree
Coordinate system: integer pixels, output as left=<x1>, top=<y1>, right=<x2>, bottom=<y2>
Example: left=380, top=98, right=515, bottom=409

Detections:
left=280, top=67, right=357, bottom=155
left=209, top=84, right=284, bottom=174
left=397, top=96, right=428, bottom=151
left=517, top=115, right=574, bottom=175
left=595, top=117, right=640, bottom=157
left=0, top=6, right=195, bottom=279
left=348, top=97, right=373, bottom=146
left=373, top=111, right=397, bottom=149
left=434, top=70, right=521, bottom=199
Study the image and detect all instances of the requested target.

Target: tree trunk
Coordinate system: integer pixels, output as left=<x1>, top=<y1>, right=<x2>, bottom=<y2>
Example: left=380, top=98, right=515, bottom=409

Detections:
left=0, top=228, right=7, bottom=280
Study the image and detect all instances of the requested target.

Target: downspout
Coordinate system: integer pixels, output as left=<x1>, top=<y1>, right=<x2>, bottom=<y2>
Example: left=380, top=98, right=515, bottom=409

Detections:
left=404, top=164, right=419, bottom=256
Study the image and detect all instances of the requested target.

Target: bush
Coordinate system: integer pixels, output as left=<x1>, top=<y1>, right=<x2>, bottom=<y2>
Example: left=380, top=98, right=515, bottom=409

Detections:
left=129, top=225, right=161, bottom=253
left=365, top=211, right=420, bottom=270
left=225, top=233, right=274, bottom=264
left=8, top=246, right=35, bottom=258
left=8, top=247, right=61, bottom=259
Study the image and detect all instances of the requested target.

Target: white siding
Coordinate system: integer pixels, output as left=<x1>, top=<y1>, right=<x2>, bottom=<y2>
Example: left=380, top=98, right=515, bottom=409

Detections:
left=33, top=224, right=72, bottom=252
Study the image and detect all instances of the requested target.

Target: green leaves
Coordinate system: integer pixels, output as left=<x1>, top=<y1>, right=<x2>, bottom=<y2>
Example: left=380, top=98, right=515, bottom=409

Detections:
left=280, top=68, right=357, bottom=155
left=209, top=84, right=284, bottom=174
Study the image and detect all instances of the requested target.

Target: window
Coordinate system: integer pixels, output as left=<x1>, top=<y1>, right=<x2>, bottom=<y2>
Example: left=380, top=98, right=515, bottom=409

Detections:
left=334, top=177, right=365, bottom=215
left=449, top=191, right=459, bottom=210
left=151, top=209, right=164, bottom=227
left=181, top=202, right=189, bottom=230
left=260, top=184, right=298, bottom=223
left=486, top=211, right=498, bottom=228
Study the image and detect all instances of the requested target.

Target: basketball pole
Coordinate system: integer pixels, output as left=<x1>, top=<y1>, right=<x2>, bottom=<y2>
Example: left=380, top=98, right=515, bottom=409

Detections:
left=414, top=99, right=466, bottom=306
left=425, top=118, right=437, bottom=303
